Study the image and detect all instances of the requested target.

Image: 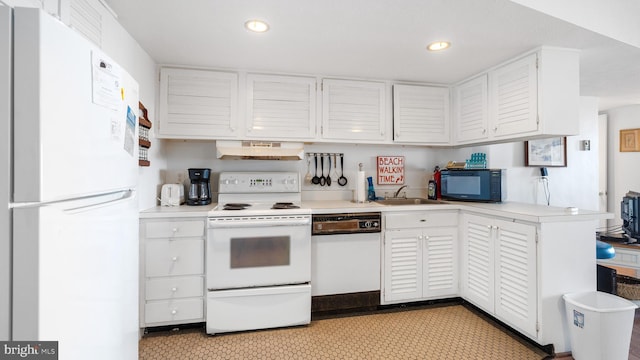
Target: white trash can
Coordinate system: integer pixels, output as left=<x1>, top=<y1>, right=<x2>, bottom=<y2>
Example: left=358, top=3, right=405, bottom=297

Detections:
left=563, top=291, right=638, bottom=360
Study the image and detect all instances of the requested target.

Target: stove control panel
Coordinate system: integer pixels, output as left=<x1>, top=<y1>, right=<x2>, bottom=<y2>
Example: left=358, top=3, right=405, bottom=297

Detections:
left=219, top=172, right=300, bottom=193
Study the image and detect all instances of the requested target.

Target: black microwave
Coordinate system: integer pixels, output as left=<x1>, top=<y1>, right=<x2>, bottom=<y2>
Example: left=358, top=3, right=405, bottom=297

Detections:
left=440, top=169, right=503, bottom=203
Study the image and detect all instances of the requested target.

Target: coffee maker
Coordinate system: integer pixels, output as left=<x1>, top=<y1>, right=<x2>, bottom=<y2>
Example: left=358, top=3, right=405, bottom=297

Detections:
left=187, top=168, right=212, bottom=205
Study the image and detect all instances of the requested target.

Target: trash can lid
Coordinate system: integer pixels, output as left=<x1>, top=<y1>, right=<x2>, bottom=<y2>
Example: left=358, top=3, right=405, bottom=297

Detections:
left=596, top=240, right=615, bottom=259
left=563, top=291, right=638, bottom=312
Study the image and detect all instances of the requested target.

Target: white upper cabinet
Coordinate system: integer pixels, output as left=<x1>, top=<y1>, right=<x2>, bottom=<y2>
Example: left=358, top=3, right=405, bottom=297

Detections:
left=489, top=53, right=538, bottom=139
left=453, top=75, right=488, bottom=143
left=393, top=84, right=450, bottom=144
left=158, top=68, right=238, bottom=139
left=245, top=74, right=316, bottom=140
left=453, top=47, right=579, bottom=146
left=321, top=79, right=386, bottom=142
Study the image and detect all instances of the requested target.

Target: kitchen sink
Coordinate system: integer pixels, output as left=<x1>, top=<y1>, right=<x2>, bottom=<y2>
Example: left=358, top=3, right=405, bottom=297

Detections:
left=375, top=198, right=447, bottom=205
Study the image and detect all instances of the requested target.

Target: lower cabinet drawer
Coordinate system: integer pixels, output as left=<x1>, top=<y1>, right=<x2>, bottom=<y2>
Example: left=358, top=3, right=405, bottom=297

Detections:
left=145, top=239, right=204, bottom=277
left=146, top=276, right=204, bottom=301
left=386, top=211, right=458, bottom=229
left=145, top=298, right=204, bottom=325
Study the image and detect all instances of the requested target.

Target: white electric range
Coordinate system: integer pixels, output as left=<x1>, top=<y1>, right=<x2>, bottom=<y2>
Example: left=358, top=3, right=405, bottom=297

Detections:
left=206, top=172, right=312, bottom=335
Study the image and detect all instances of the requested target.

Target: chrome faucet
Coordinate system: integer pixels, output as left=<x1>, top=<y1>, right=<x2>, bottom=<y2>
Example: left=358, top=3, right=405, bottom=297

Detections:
left=393, top=185, right=408, bottom=198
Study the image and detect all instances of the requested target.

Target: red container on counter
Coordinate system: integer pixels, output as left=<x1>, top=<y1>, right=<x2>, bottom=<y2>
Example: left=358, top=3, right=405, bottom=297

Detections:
left=433, top=166, right=441, bottom=199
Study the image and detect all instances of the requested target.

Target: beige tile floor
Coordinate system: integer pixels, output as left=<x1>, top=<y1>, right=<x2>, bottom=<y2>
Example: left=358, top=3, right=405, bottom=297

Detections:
left=139, top=305, right=549, bottom=359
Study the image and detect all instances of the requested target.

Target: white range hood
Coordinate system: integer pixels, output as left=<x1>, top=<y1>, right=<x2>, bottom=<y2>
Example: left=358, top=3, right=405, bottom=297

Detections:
left=216, top=141, right=305, bottom=160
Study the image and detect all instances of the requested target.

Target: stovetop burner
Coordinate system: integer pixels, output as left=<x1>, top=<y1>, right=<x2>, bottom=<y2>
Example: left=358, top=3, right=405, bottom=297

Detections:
left=223, top=203, right=252, bottom=210
left=271, top=202, right=300, bottom=210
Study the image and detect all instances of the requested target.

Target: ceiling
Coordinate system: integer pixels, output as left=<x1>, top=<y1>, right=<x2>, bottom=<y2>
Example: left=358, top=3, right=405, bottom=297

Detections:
left=105, top=0, right=640, bottom=111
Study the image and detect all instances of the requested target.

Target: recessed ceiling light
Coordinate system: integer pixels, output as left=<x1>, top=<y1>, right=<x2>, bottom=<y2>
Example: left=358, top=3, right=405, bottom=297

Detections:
left=245, top=19, right=270, bottom=33
left=427, top=41, right=451, bottom=52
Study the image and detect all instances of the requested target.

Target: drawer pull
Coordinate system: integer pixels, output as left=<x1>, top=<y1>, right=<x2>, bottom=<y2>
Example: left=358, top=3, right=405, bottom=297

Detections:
left=420, top=219, right=426, bottom=222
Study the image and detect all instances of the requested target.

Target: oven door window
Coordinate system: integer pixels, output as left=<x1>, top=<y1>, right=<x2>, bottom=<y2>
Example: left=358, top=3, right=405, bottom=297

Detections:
left=230, top=236, right=290, bottom=268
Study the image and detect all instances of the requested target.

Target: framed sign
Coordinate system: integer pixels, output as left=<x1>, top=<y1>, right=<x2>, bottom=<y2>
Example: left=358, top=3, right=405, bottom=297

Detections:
left=620, top=129, right=640, bottom=152
left=377, top=156, right=404, bottom=184
left=525, top=137, right=567, bottom=167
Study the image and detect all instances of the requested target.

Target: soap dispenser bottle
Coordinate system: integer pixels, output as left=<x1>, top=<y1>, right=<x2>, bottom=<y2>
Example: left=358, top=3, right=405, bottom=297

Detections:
left=367, top=176, right=376, bottom=201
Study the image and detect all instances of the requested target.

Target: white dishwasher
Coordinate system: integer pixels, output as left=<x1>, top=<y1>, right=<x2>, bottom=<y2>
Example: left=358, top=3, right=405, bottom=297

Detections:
left=311, top=212, right=381, bottom=296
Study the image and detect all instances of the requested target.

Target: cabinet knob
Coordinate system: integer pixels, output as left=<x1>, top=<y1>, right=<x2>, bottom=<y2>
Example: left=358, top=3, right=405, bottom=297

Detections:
left=418, top=235, right=423, bottom=240
left=172, top=256, right=179, bottom=262
left=171, top=287, right=178, bottom=292
left=482, top=129, right=486, bottom=134
left=493, top=126, right=498, bottom=132
left=420, top=219, right=426, bottom=222
left=171, top=309, right=177, bottom=315
left=172, top=228, right=178, bottom=233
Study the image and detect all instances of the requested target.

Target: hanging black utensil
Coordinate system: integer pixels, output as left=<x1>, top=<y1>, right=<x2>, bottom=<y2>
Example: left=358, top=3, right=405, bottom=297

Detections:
left=311, top=153, right=321, bottom=185
left=338, top=154, right=348, bottom=186
left=326, top=154, right=332, bottom=186
left=319, top=154, right=326, bottom=186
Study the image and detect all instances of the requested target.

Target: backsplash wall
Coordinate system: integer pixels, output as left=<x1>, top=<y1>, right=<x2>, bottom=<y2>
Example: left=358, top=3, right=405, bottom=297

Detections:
left=161, top=140, right=459, bottom=202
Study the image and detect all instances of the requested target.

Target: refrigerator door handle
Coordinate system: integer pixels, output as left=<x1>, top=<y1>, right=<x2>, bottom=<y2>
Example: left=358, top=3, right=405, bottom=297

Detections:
left=65, top=190, right=136, bottom=213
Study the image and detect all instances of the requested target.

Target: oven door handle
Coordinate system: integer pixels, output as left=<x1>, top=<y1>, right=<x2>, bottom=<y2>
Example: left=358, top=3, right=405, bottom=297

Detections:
left=208, top=218, right=311, bottom=229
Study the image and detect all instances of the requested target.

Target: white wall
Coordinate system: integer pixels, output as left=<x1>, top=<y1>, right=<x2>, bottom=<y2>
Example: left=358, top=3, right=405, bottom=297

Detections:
left=604, top=105, right=640, bottom=227
left=159, top=140, right=450, bottom=205
left=482, top=97, right=600, bottom=210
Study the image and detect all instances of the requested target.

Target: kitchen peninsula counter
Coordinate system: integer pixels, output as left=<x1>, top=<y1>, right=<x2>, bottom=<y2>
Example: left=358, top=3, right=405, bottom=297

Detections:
left=302, top=200, right=612, bottom=222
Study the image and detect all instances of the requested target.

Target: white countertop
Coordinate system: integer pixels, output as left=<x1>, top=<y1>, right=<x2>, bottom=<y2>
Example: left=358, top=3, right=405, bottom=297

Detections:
left=458, top=201, right=613, bottom=223
left=140, top=203, right=216, bottom=219
left=140, top=200, right=612, bottom=223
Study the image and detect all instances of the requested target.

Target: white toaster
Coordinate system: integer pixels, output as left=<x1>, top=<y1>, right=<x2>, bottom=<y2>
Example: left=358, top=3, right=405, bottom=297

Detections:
left=160, top=184, right=184, bottom=206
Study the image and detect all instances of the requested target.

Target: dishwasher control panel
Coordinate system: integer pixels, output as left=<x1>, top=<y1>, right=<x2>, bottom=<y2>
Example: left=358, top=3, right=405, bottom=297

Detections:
left=312, top=212, right=381, bottom=235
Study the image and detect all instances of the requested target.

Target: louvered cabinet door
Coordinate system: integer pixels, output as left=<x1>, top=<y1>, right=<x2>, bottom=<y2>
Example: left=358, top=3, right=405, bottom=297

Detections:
left=393, top=84, right=450, bottom=144
left=422, top=227, right=458, bottom=298
left=454, top=75, right=488, bottom=144
left=461, top=214, right=495, bottom=314
left=322, top=79, right=386, bottom=141
left=489, top=53, right=538, bottom=138
left=246, top=74, right=316, bottom=140
left=159, top=68, right=238, bottom=138
left=494, top=219, right=537, bottom=338
left=383, top=230, right=422, bottom=303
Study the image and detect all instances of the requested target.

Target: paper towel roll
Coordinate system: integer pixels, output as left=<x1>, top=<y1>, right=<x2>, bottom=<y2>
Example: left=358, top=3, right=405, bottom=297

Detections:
left=356, top=164, right=366, bottom=203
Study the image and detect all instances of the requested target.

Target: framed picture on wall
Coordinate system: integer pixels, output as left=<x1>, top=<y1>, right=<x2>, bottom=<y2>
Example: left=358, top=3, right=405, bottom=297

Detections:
left=524, top=137, right=567, bottom=167
left=620, top=128, right=640, bottom=152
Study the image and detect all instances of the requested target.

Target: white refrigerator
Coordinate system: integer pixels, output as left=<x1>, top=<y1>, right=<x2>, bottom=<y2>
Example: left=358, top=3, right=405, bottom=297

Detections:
left=1, top=6, right=139, bottom=360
